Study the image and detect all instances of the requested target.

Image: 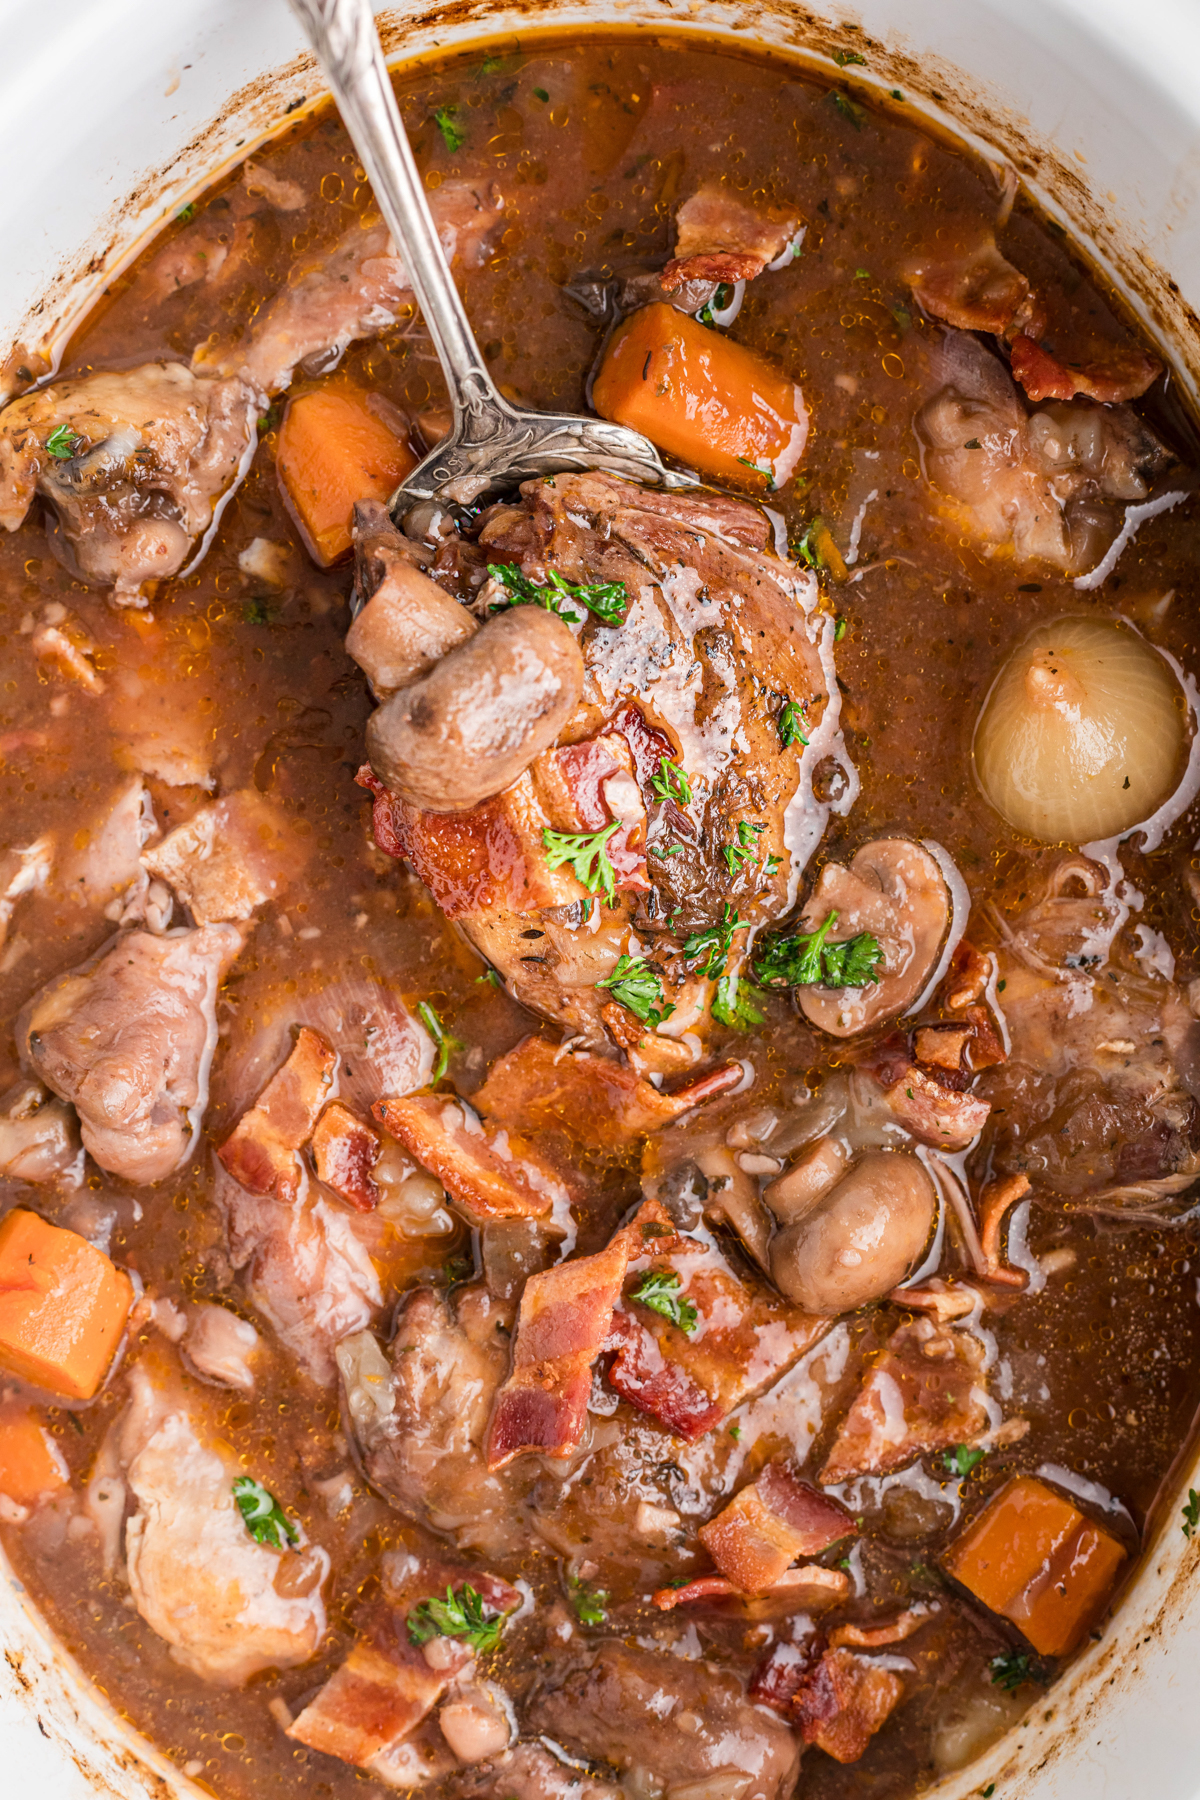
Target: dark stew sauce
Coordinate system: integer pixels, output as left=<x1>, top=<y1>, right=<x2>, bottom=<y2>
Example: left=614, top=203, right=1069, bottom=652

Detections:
left=1, top=32, right=1199, bottom=1800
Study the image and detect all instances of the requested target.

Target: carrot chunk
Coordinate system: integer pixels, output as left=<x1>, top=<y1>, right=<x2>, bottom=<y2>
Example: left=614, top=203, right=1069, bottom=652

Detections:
left=0, top=1405, right=68, bottom=1505
left=0, top=1209, right=133, bottom=1401
left=591, top=303, right=807, bottom=488
left=276, top=384, right=417, bottom=566
left=942, top=1474, right=1126, bottom=1656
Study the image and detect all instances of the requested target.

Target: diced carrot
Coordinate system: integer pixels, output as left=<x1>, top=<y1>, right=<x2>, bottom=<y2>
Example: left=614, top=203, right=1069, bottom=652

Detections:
left=591, top=302, right=808, bottom=488
left=276, top=384, right=418, bottom=566
left=942, top=1474, right=1126, bottom=1656
left=0, top=1406, right=69, bottom=1505
left=0, top=1209, right=133, bottom=1401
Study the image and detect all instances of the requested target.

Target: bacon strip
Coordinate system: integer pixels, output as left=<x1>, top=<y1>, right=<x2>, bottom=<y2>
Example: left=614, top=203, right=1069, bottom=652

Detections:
left=1009, top=333, right=1162, bottom=404
left=820, top=1315, right=988, bottom=1485
left=652, top=1565, right=850, bottom=1612
left=313, top=1102, right=380, bottom=1212
left=375, top=1093, right=570, bottom=1222
left=218, top=1026, right=336, bottom=1202
left=661, top=185, right=800, bottom=292
left=907, top=235, right=1045, bottom=341
left=698, top=1463, right=855, bottom=1593
left=881, top=1064, right=991, bottom=1150
left=790, top=1647, right=904, bottom=1764
left=486, top=1234, right=630, bottom=1468
left=828, top=1604, right=936, bottom=1649
left=287, top=1607, right=472, bottom=1766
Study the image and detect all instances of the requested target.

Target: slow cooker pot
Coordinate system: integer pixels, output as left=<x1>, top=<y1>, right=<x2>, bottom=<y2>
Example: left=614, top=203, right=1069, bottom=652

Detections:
left=2, top=0, right=1200, bottom=1794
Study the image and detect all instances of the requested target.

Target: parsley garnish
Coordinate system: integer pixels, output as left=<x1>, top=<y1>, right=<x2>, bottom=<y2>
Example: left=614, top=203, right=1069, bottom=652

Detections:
left=243, top=597, right=276, bottom=626
left=44, top=424, right=83, bottom=461
left=176, top=201, right=196, bottom=223
left=569, top=1579, right=609, bottom=1625
left=597, top=955, right=673, bottom=1028
left=488, top=561, right=627, bottom=626
left=830, top=89, right=865, bottom=129
left=728, top=1423, right=741, bottom=1441
left=533, top=86, right=550, bottom=102
left=417, top=1001, right=463, bottom=1081
left=433, top=106, right=466, bottom=152
left=832, top=47, right=867, bottom=65
left=698, top=281, right=735, bottom=327
left=712, top=971, right=764, bottom=1033
left=722, top=820, right=767, bottom=878
left=778, top=698, right=809, bottom=749
left=1183, top=1488, right=1200, bottom=1539
left=232, top=1477, right=299, bottom=1550
left=443, top=1253, right=474, bottom=1286
left=990, top=1651, right=1044, bottom=1693
left=407, top=1583, right=505, bottom=1654
left=476, top=969, right=503, bottom=989
left=632, top=1269, right=698, bottom=1335
left=944, top=1444, right=986, bottom=1479
left=834, top=617, right=848, bottom=641
left=542, top=822, right=620, bottom=905
left=258, top=402, right=282, bottom=434
left=651, top=756, right=693, bottom=805
left=854, top=267, right=871, bottom=281
left=754, top=909, right=883, bottom=990
left=683, top=903, right=744, bottom=979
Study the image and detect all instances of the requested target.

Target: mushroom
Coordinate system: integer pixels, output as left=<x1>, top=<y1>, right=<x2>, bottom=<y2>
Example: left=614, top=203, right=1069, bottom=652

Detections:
left=346, top=502, right=585, bottom=814
left=767, top=1147, right=937, bottom=1315
left=796, top=839, right=952, bottom=1037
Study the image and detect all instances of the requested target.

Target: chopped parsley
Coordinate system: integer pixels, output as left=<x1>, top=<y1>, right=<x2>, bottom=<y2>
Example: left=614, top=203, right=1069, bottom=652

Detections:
left=433, top=106, right=466, bottom=152
left=569, top=1579, right=609, bottom=1625
left=723, top=820, right=767, bottom=877
left=533, top=86, right=550, bottom=102
left=832, top=47, right=867, bottom=66
left=488, top=561, right=627, bottom=626
left=830, top=89, right=865, bottom=129
left=944, top=1444, right=986, bottom=1479
left=712, top=971, right=765, bottom=1033
left=698, top=281, right=735, bottom=327
left=44, top=424, right=83, bottom=460
left=417, top=1001, right=463, bottom=1081
left=541, top=821, right=620, bottom=905
left=651, top=756, right=693, bottom=805
left=728, top=1423, right=742, bottom=1441
left=258, top=402, right=282, bottom=434
left=777, top=698, right=809, bottom=749
left=683, top=902, right=744, bottom=980
left=834, top=617, right=848, bottom=641
left=854, top=267, right=871, bottom=281
left=754, top=909, right=883, bottom=990
left=632, top=1269, right=698, bottom=1335
left=243, top=597, right=276, bottom=626
left=597, top=954, right=673, bottom=1028
left=176, top=201, right=196, bottom=223
left=1183, top=1488, right=1200, bottom=1540
left=793, top=516, right=826, bottom=569
left=232, top=1477, right=299, bottom=1550
left=990, top=1650, right=1044, bottom=1693
left=736, top=455, right=776, bottom=483
left=476, top=968, right=503, bottom=989
left=407, top=1583, right=505, bottom=1654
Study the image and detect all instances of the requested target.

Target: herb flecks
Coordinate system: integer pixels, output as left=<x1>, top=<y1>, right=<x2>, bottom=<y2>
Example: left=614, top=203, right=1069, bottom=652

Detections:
left=830, top=89, right=866, bottom=129
left=684, top=903, right=744, bottom=980
left=433, top=106, right=467, bottom=152
left=754, top=909, right=883, bottom=990
left=713, top=971, right=765, bottom=1033
left=542, top=822, right=620, bottom=905
left=488, top=561, right=627, bottom=626
left=778, top=697, right=809, bottom=749
left=417, top=1002, right=463, bottom=1081
left=1183, top=1488, right=1200, bottom=1540
left=597, top=955, right=673, bottom=1028
left=651, top=756, right=693, bottom=805
left=569, top=1578, right=609, bottom=1625
left=407, top=1583, right=505, bottom=1654
left=632, top=1269, right=698, bottom=1335
left=44, top=424, right=83, bottom=461
left=944, top=1444, right=986, bottom=1479
left=990, top=1650, right=1045, bottom=1693
left=232, top=1477, right=299, bottom=1550
left=723, top=820, right=767, bottom=878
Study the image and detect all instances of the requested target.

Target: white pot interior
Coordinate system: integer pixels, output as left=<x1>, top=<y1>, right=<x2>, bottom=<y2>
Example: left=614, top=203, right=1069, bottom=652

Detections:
left=2, top=1, right=1200, bottom=1796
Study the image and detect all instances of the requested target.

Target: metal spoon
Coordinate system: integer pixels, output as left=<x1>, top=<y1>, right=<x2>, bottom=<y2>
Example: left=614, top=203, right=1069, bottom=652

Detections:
left=287, top=0, right=694, bottom=522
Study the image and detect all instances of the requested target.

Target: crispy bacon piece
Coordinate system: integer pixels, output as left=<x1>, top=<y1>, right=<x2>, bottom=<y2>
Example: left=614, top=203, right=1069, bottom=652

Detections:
left=881, top=1064, right=991, bottom=1150
left=652, top=1565, right=850, bottom=1612
left=375, top=1094, right=571, bottom=1222
left=978, top=1172, right=1031, bottom=1289
left=142, top=789, right=305, bottom=924
left=888, top=1276, right=983, bottom=1322
left=698, top=1463, right=856, bottom=1592
left=1009, top=332, right=1162, bottom=404
left=790, top=1646, right=904, bottom=1764
left=943, top=939, right=990, bottom=1009
left=913, top=1024, right=972, bottom=1072
left=964, top=1001, right=1007, bottom=1072
left=907, top=234, right=1045, bottom=340
left=218, top=1027, right=336, bottom=1202
left=485, top=1234, right=630, bottom=1468
left=471, top=1035, right=743, bottom=1153
left=312, top=1102, right=380, bottom=1212
left=287, top=1605, right=469, bottom=1766
left=750, top=1637, right=825, bottom=1712
left=820, top=1316, right=988, bottom=1485
left=661, top=184, right=800, bottom=292
left=828, top=1605, right=936, bottom=1650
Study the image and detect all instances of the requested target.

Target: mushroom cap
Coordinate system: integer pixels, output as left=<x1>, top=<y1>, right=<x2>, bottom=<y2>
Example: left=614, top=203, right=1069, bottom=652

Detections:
left=797, top=838, right=952, bottom=1037
left=769, top=1149, right=937, bottom=1315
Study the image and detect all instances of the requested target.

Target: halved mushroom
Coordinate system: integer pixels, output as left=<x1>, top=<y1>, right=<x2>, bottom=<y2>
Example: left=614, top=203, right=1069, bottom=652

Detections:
left=797, top=839, right=952, bottom=1037
left=768, top=1147, right=937, bottom=1315
left=345, top=500, right=477, bottom=701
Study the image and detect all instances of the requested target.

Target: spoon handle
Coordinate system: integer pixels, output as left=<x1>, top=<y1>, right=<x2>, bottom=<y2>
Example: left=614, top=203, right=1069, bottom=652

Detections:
left=287, top=0, right=504, bottom=434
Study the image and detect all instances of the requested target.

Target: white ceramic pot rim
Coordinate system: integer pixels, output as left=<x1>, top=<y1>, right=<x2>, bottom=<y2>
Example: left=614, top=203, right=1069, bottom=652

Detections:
left=2, top=3, right=1200, bottom=1797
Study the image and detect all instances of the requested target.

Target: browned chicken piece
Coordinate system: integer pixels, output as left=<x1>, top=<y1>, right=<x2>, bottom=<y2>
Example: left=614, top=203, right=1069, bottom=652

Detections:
left=915, top=330, right=1173, bottom=574
left=122, top=1364, right=328, bottom=1686
left=22, top=923, right=246, bottom=1184
left=0, top=364, right=257, bottom=602
left=662, top=183, right=801, bottom=291
left=218, top=1027, right=337, bottom=1203
left=819, top=1315, right=990, bottom=1485
left=142, top=789, right=306, bottom=924
left=198, top=183, right=504, bottom=396
left=0, top=1079, right=82, bottom=1185
left=450, top=1742, right=625, bottom=1800
left=528, top=1644, right=800, bottom=1800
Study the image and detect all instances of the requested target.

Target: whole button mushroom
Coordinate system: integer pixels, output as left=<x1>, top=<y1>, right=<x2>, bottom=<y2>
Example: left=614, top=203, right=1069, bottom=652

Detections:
left=767, top=1148, right=936, bottom=1315
left=797, top=839, right=953, bottom=1037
